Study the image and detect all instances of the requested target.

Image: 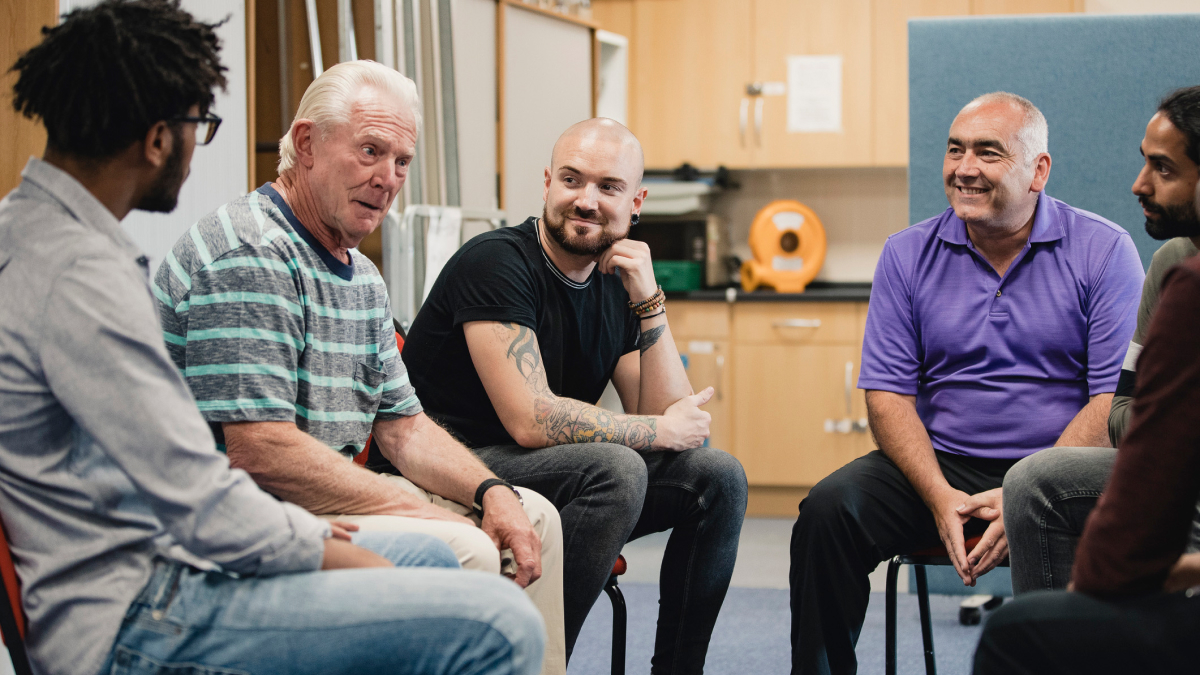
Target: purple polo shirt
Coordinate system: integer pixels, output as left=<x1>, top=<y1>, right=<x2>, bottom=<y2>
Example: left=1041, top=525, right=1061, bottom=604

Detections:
left=859, top=192, right=1143, bottom=459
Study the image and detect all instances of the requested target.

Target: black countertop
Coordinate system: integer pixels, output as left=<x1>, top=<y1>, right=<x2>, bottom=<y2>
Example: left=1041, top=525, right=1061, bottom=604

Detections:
left=666, top=281, right=871, bottom=303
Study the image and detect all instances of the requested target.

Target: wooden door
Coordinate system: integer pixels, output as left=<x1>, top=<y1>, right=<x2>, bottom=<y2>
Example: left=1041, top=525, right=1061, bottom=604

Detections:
left=629, top=0, right=753, bottom=169
left=666, top=301, right=732, bottom=454
left=871, top=0, right=971, bottom=167
left=1, top=0, right=58, bottom=195
left=677, top=338, right=733, bottom=455
left=750, top=0, right=873, bottom=168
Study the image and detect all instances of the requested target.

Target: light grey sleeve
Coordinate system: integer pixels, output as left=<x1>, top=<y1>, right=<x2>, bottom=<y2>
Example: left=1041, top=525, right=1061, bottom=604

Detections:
left=38, top=254, right=329, bottom=576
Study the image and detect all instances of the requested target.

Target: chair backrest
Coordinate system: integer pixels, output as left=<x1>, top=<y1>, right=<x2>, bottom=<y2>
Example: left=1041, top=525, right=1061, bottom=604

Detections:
left=354, top=329, right=407, bottom=469
left=0, top=517, right=34, bottom=675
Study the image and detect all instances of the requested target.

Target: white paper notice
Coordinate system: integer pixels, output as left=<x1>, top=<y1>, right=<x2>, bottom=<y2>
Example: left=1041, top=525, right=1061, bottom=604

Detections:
left=786, top=55, right=843, bottom=133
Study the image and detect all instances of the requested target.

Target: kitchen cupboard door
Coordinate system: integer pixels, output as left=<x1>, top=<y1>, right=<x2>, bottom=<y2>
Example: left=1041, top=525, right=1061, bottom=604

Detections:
left=2, top=0, right=57, bottom=194
left=750, top=0, right=873, bottom=168
left=733, top=342, right=873, bottom=487
left=871, top=0, right=971, bottom=167
left=676, top=338, right=733, bottom=456
left=630, top=0, right=754, bottom=169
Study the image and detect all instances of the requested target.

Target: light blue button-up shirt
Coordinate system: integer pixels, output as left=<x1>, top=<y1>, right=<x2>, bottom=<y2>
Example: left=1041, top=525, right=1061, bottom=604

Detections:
left=0, top=158, right=330, bottom=675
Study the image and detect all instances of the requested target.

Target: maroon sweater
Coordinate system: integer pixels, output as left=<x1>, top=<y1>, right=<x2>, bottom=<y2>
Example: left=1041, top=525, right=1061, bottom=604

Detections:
left=1073, top=254, right=1200, bottom=596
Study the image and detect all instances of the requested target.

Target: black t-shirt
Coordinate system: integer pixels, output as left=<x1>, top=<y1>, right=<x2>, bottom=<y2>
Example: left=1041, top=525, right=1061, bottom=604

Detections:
left=402, top=217, right=641, bottom=448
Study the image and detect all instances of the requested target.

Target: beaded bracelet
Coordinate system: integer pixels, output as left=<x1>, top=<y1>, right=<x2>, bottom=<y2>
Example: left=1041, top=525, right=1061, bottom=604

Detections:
left=633, top=296, right=665, bottom=317
left=629, top=286, right=665, bottom=314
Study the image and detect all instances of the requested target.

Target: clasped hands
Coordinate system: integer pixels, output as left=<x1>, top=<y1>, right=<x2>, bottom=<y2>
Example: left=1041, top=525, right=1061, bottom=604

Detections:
left=930, top=487, right=1007, bottom=587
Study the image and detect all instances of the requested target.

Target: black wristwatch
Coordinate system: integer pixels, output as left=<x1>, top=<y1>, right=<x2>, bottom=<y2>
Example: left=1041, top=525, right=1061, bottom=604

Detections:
left=473, top=478, right=522, bottom=518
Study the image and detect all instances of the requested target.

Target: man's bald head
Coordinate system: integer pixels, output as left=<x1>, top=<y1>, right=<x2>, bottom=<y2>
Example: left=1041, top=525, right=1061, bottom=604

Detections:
left=550, top=118, right=645, bottom=187
left=541, top=118, right=649, bottom=258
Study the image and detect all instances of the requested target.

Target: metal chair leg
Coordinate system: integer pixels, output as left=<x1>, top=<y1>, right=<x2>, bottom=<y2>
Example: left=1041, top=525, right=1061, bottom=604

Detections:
left=885, top=558, right=900, bottom=675
left=913, top=565, right=937, bottom=675
left=604, top=574, right=626, bottom=675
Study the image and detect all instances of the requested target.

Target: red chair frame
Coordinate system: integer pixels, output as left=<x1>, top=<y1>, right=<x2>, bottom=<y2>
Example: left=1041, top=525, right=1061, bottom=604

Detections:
left=0, top=518, right=33, bottom=675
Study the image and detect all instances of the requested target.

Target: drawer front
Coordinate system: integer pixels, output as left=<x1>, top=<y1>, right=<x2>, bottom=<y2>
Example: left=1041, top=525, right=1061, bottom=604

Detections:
left=733, top=302, right=861, bottom=345
left=667, top=301, right=731, bottom=340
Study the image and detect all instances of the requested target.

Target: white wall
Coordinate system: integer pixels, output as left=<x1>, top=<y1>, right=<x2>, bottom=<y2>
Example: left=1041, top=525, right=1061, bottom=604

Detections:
left=59, top=0, right=249, bottom=274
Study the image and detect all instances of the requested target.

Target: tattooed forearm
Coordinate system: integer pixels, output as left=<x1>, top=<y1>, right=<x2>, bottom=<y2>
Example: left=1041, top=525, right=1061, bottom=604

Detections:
left=639, top=325, right=667, bottom=355
left=497, top=322, right=658, bottom=449
left=534, top=396, right=658, bottom=449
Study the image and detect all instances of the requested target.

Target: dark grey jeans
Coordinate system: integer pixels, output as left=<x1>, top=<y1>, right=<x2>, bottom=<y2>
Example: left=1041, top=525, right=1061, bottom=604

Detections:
left=1004, top=446, right=1200, bottom=595
left=472, top=443, right=748, bottom=675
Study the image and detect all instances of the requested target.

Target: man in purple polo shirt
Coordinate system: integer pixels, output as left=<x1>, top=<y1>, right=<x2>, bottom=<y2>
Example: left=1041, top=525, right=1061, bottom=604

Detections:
left=788, top=92, right=1143, bottom=675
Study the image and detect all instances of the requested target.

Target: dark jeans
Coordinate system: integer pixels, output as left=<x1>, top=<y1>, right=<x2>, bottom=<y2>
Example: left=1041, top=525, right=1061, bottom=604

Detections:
left=789, top=449, right=1017, bottom=675
left=973, top=589, right=1200, bottom=674
left=472, top=443, right=748, bottom=675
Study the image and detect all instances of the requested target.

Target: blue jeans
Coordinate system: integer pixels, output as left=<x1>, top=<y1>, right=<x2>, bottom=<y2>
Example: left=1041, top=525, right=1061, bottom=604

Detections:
left=102, top=532, right=546, bottom=675
left=1003, top=446, right=1200, bottom=595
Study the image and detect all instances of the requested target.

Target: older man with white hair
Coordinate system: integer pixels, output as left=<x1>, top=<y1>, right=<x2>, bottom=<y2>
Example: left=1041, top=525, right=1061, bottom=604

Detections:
left=153, top=60, right=566, bottom=675
left=788, top=92, right=1144, bottom=675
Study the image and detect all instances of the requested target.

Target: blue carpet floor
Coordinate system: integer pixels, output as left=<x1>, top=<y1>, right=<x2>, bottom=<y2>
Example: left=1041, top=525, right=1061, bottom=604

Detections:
left=568, top=583, right=987, bottom=675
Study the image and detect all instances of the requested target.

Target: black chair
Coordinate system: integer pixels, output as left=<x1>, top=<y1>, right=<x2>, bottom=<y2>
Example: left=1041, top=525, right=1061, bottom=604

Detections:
left=603, top=554, right=628, bottom=675
left=884, top=536, right=1006, bottom=675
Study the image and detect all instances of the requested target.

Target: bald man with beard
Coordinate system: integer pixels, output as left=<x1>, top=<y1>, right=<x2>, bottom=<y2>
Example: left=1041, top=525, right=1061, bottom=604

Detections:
left=402, top=118, right=748, bottom=674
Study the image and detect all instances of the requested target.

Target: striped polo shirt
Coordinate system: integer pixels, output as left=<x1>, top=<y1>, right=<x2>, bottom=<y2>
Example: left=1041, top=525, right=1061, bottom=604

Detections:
left=152, top=184, right=420, bottom=459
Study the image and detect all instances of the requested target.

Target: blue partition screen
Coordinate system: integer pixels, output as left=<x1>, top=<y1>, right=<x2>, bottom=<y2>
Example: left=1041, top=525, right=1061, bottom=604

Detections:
left=909, top=13, right=1200, bottom=270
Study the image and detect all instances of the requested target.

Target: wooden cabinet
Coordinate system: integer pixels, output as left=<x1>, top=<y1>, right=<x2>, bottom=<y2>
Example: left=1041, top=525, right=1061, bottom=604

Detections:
left=751, top=0, right=874, bottom=168
left=594, top=0, right=1082, bottom=169
left=626, top=0, right=753, bottom=169
left=731, top=303, right=873, bottom=486
left=668, top=300, right=873, bottom=492
left=669, top=302, right=733, bottom=454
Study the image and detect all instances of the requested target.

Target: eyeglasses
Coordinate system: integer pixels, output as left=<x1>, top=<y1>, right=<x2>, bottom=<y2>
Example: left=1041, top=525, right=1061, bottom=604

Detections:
left=172, top=113, right=223, bottom=146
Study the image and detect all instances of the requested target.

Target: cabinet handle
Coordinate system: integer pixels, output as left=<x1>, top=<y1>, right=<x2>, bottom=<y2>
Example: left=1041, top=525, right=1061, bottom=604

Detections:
left=754, top=97, right=764, bottom=147
left=844, top=361, right=854, bottom=417
left=771, top=318, right=822, bottom=328
left=715, top=354, right=724, bottom=401
left=739, top=98, right=749, bottom=148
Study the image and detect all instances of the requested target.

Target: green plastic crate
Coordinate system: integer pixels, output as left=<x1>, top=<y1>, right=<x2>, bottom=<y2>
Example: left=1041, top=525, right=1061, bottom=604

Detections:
left=653, top=260, right=703, bottom=292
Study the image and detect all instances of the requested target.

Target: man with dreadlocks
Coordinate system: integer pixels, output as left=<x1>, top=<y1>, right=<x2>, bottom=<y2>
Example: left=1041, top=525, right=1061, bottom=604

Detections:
left=0, top=2, right=545, bottom=675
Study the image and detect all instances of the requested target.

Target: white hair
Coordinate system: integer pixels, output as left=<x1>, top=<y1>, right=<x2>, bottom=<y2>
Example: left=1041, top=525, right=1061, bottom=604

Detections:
left=277, top=60, right=421, bottom=174
left=961, top=91, right=1048, bottom=164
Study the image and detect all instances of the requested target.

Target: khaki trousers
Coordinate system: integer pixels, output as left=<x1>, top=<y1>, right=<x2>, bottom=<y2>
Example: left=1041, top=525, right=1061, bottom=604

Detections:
left=323, top=475, right=566, bottom=675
